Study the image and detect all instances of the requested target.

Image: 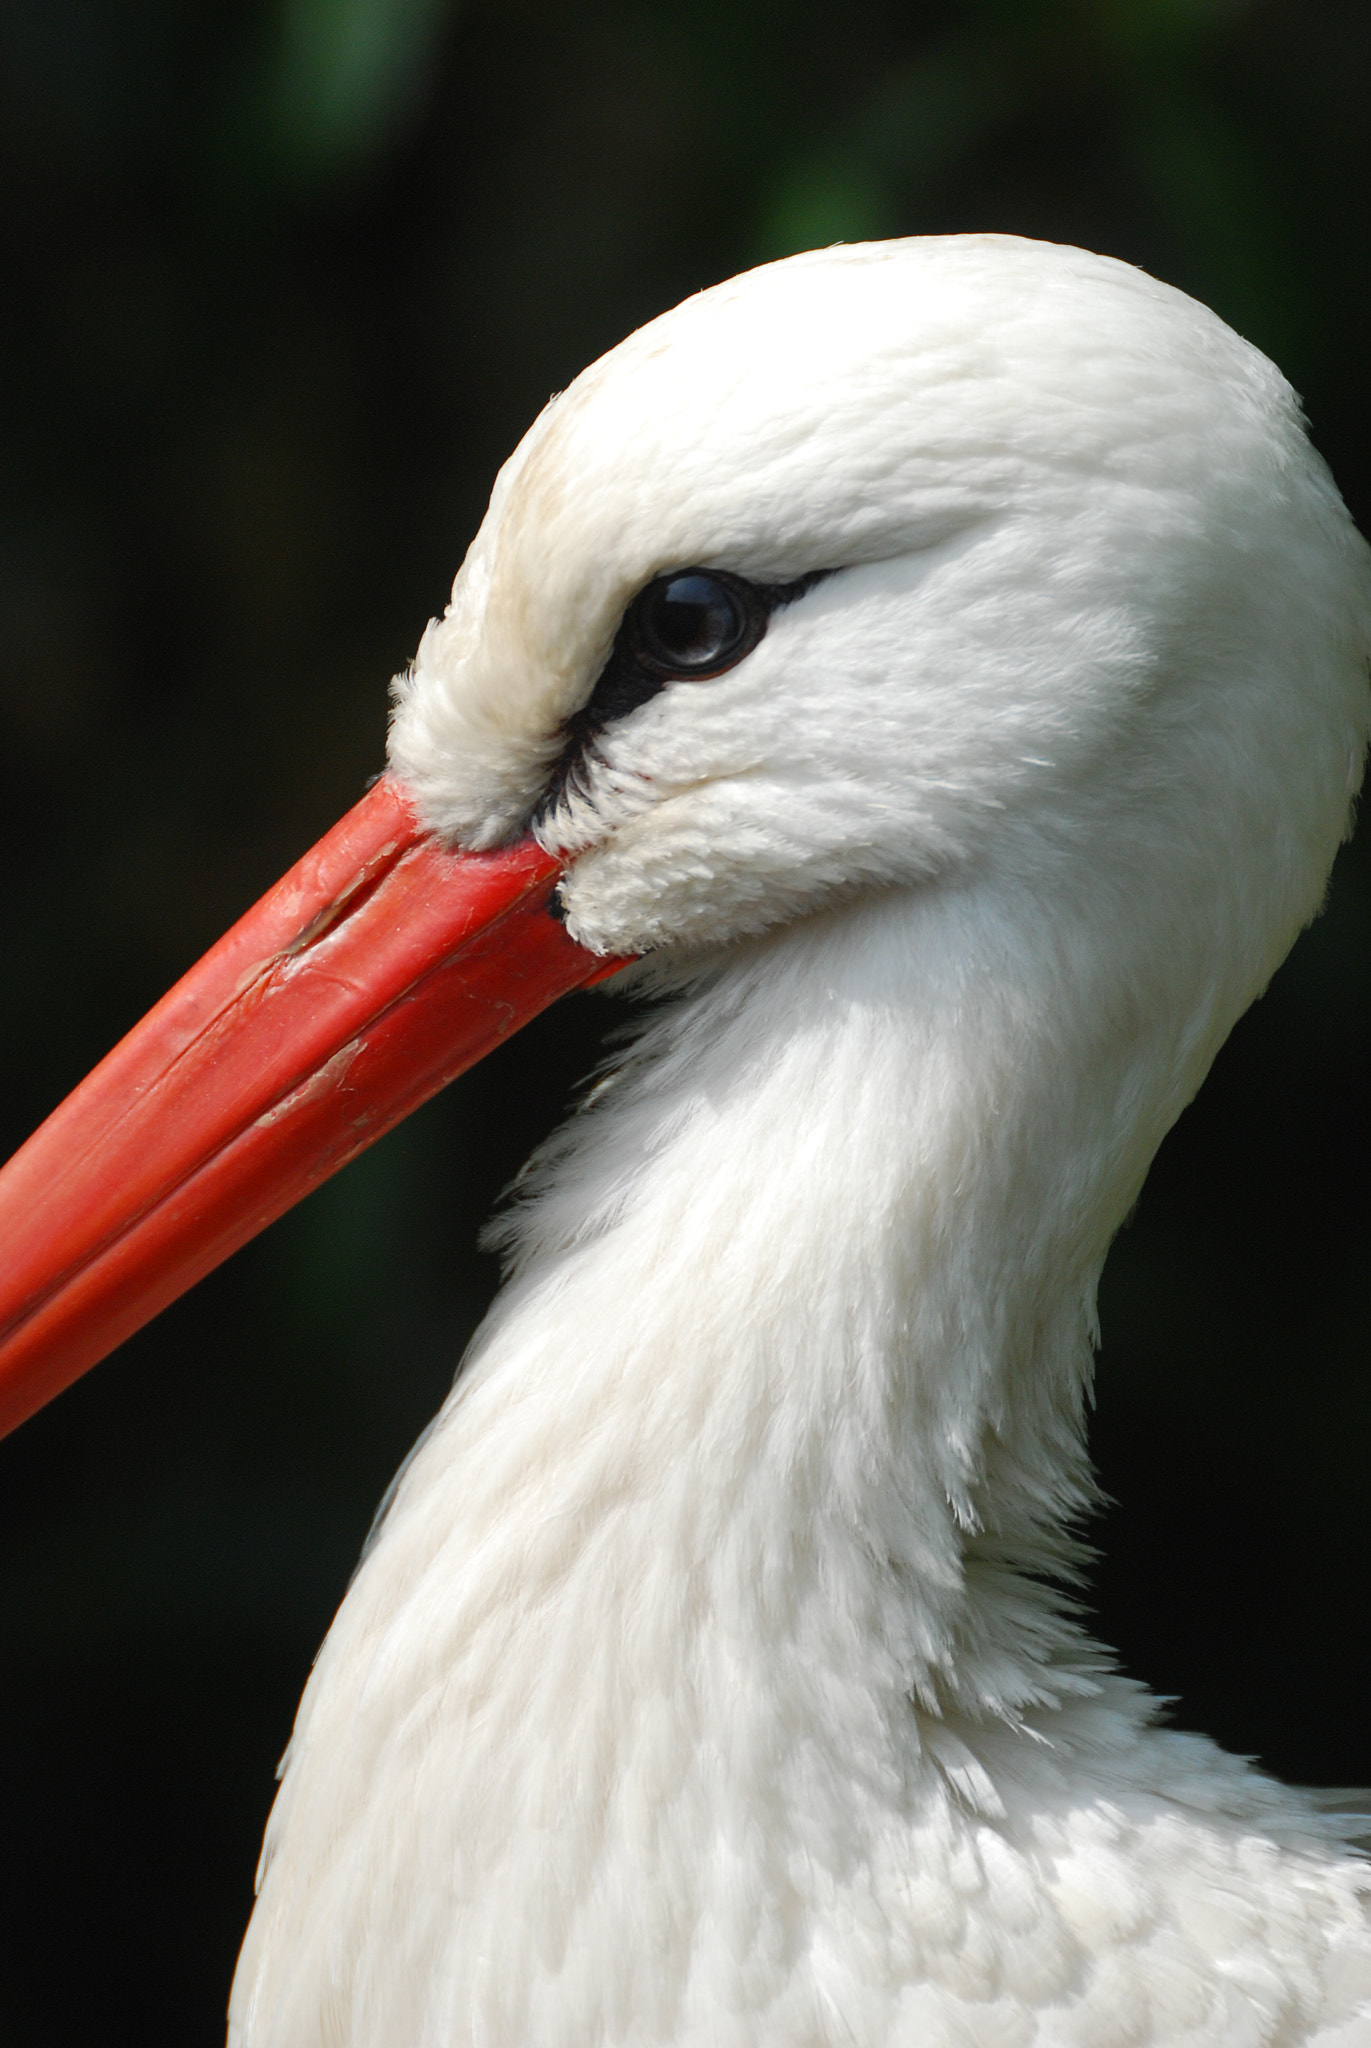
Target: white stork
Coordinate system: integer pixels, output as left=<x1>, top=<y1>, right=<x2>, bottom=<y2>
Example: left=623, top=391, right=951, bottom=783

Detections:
left=0, top=235, right=1369, bottom=2046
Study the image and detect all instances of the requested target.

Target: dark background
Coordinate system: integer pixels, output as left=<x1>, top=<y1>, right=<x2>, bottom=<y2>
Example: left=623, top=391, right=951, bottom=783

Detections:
left=1, top=0, right=1368, bottom=2039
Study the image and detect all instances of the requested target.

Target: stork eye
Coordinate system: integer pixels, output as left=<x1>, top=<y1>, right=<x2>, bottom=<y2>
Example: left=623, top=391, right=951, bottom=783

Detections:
left=538, top=565, right=829, bottom=823
left=630, top=570, right=763, bottom=677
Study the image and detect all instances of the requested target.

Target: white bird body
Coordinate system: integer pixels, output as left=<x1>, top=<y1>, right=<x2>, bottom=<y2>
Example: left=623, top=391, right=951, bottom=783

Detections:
left=224, top=237, right=1371, bottom=2045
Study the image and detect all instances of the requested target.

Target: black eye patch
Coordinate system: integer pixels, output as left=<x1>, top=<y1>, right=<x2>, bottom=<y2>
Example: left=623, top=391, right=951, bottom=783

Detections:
left=539, top=566, right=828, bottom=817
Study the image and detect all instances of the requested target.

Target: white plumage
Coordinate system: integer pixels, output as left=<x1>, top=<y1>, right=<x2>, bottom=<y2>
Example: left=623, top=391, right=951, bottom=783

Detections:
left=229, top=236, right=1371, bottom=2045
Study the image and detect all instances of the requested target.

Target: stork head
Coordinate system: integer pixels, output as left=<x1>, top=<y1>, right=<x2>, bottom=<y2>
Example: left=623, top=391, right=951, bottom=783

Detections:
left=390, top=235, right=1371, bottom=965
left=1, top=235, right=1368, bottom=1435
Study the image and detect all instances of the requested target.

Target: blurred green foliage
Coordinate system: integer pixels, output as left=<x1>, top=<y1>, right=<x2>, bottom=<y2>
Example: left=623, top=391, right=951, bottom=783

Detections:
left=0, top=0, right=1369, bottom=2040
left=259, top=0, right=455, bottom=178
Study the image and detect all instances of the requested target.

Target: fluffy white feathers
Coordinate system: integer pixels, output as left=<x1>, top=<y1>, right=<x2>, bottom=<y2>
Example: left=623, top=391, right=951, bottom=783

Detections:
left=233, top=237, right=1371, bottom=2046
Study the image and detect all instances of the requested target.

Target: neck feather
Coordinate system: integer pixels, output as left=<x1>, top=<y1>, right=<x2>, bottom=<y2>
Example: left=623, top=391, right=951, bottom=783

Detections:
left=439, top=878, right=1189, bottom=1728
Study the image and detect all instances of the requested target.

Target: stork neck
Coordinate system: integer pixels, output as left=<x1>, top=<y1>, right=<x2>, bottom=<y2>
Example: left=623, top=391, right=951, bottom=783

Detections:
left=465, top=881, right=1181, bottom=1727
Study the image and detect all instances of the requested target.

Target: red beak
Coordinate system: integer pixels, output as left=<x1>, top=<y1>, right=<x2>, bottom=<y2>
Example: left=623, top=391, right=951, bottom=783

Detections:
left=0, top=775, right=626, bottom=1440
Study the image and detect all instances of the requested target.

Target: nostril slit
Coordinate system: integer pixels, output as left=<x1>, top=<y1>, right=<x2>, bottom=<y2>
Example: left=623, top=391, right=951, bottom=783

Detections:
left=283, top=841, right=410, bottom=956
